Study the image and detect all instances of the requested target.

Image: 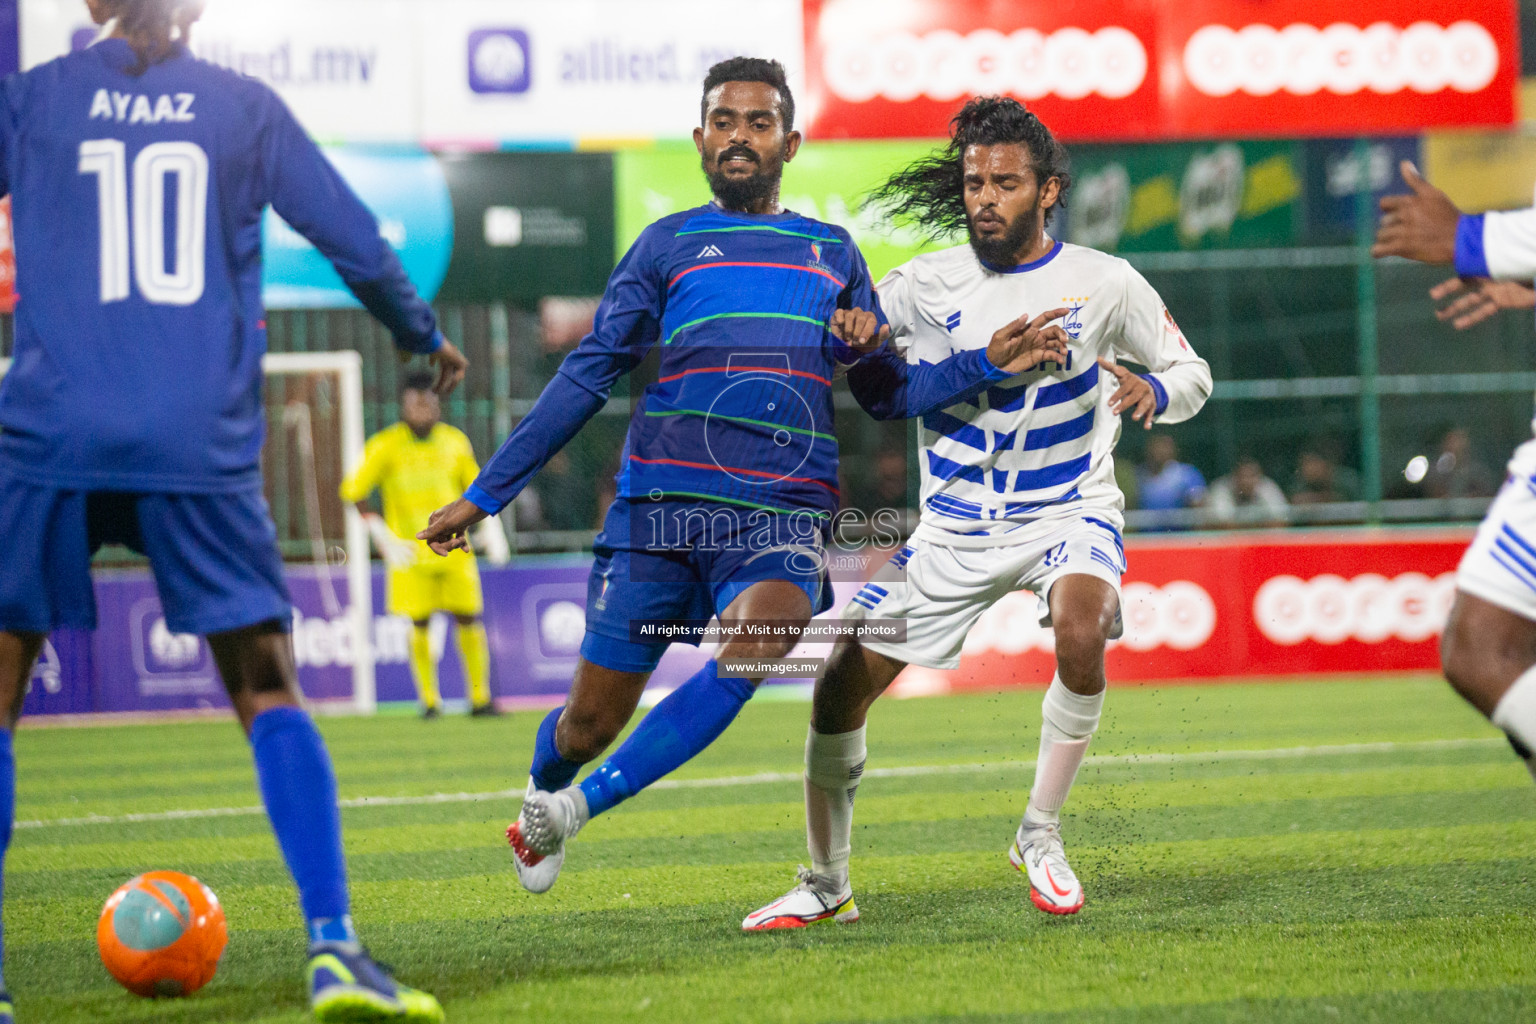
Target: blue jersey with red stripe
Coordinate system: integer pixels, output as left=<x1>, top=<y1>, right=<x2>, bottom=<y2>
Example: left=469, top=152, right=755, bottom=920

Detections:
left=616, top=206, right=867, bottom=515
left=469, top=203, right=1011, bottom=520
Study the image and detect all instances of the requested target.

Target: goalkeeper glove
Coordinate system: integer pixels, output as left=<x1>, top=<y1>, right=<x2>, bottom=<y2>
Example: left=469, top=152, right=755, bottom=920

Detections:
left=363, top=513, right=418, bottom=568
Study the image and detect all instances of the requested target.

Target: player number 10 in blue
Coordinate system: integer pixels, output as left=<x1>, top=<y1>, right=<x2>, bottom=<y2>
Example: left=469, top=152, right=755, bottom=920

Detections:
left=78, top=139, right=208, bottom=306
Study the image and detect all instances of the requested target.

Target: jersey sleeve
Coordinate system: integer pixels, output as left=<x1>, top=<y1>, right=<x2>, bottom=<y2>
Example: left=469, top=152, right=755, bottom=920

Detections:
left=874, top=264, right=917, bottom=351
left=338, top=430, right=393, bottom=504
left=1456, top=210, right=1536, bottom=281
left=466, top=228, right=667, bottom=514
left=257, top=92, right=440, bottom=354
left=847, top=345, right=1011, bottom=421
left=830, top=232, right=890, bottom=365
left=1109, top=263, right=1213, bottom=425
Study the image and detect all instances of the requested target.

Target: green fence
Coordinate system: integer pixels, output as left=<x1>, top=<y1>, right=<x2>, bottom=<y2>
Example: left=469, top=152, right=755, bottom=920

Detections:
left=3, top=243, right=1531, bottom=550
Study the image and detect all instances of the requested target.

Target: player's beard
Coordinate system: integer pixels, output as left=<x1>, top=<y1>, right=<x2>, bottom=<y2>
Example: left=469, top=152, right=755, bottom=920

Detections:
left=967, top=202, right=1040, bottom=267
left=704, top=145, right=782, bottom=211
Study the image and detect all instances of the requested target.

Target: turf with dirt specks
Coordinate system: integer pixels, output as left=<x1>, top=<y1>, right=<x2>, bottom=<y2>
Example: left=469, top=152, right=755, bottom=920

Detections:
left=10, top=676, right=1535, bottom=1023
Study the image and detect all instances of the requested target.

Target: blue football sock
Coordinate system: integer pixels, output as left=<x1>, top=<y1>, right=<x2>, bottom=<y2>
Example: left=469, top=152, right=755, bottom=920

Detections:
left=0, top=729, right=12, bottom=994
left=579, top=662, right=754, bottom=817
left=530, top=706, right=583, bottom=792
left=248, top=707, right=355, bottom=945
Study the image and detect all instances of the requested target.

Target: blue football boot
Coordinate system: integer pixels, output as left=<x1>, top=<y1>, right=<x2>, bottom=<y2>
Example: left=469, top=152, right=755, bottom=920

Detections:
left=307, top=944, right=443, bottom=1023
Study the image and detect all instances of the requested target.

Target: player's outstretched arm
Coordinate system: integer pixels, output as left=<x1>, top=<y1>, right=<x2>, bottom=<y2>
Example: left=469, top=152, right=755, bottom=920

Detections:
left=1368, top=160, right=1536, bottom=286
left=847, top=309, right=1070, bottom=421
left=260, top=94, right=463, bottom=389
left=418, top=229, right=667, bottom=555
left=1430, top=276, right=1536, bottom=330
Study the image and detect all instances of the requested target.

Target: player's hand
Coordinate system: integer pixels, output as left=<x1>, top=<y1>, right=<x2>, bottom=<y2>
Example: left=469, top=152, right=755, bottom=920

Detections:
left=1371, top=161, right=1461, bottom=264
left=828, top=307, right=891, bottom=355
left=1098, top=358, right=1157, bottom=429
left=428, top=337, right=468, bottom=396
left=1429, top=275, right=1536, bottom=329
left=985, top=308, right=1070, bottom=375
left=417, top=497, right=488, bottom=557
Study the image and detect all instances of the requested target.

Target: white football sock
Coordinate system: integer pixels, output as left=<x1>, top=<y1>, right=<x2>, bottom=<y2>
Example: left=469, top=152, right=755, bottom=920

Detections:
left=804, top=725, right=866, bottom=890
left=1491, top=663, right=1536, bottom=782
left=1023, top=675, right=1104, bottom=828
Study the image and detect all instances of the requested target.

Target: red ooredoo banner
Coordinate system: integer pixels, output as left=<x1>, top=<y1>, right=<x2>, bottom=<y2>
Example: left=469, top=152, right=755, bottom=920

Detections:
left=889, top=529, right=1473, bottom=695
left=803, top=0, right=1518, bottom=141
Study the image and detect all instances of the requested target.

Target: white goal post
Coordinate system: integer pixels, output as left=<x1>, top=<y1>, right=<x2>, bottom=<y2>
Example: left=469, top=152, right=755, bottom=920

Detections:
left=264, top=350, right=374, bottom=713
left=0, top=350, right=377, bottom=713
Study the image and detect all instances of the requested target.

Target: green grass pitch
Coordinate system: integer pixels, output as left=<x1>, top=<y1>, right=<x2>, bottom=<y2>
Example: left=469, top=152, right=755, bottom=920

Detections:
left=11, top=676, right=1536, bottom=1023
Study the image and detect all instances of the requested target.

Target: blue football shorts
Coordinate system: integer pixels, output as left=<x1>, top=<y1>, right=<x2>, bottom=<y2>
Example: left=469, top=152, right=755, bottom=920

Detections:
left=579, top=496, right=832, bottom=674
left=0, top=464, right=291, bottom=636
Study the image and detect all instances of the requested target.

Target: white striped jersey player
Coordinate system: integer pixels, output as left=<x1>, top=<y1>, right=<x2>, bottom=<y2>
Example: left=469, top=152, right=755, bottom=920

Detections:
left=1451, top=204, right=1536, bottom=619
left=846, top=238, right=1213, bottom=669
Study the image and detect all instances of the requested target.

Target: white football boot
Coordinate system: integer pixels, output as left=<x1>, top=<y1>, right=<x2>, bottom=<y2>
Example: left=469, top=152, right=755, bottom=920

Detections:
left=506, top=782, right=586, bottom=894
left=742, top=867, right=859, bottom=931
left=1008, top=820, right=1084, bottom=915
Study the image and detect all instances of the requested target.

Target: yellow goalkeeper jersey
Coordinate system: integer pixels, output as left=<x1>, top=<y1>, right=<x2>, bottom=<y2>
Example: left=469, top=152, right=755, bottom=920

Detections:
left=339, top=422, right=480, bottom=554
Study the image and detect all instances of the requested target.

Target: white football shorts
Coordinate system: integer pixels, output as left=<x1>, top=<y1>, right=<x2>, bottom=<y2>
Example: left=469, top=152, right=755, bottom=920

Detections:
left=843, top=515, right=1126, bottom=670
left=1456, top=436, right=1536, bottom=621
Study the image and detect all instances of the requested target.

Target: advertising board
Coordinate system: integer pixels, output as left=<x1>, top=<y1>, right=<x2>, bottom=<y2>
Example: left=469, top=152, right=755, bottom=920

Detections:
left=804, top=0, right=1518, bottom=141
left=23, top=531, right=1474, bottom=718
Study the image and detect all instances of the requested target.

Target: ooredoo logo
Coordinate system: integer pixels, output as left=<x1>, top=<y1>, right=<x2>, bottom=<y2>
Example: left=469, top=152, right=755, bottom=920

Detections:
left=962, top=580, right=1216, bottom=656
left=1253, top=572, right=1455, bottom=646
left=1183, top=22, right=1499, bottom=98
left=823, top=27, right=1147, bottom=104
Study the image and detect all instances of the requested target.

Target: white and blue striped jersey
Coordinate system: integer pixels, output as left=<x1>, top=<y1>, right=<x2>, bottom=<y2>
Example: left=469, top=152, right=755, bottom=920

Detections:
left=877, top=239, right=1212, bottom=548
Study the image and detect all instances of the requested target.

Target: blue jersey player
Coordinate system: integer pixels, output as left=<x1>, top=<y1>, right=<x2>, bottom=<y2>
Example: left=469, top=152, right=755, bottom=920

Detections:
left=418, top=58, right=1071, bottom=895
left=0, top=2, right=465, bottom=1021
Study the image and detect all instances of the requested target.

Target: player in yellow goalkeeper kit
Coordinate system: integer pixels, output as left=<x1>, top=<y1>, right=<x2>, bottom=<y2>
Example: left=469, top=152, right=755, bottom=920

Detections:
left=340, top=369, right=508, bottom=717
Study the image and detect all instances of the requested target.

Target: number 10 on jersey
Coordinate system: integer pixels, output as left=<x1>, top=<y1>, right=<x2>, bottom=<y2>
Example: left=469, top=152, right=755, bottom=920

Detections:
left=78, top=139, right=208, bottom=306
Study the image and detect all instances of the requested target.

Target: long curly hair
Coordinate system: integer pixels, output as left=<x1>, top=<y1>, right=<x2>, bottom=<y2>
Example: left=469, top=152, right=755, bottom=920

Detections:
left=864, top=96, right=1071, bottom=239
left=97, top=0, right=206, bottom=73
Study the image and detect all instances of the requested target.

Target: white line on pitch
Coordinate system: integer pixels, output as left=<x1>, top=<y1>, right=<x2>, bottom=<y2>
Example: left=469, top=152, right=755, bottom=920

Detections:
left=15, top=736, right=1503, bottom=831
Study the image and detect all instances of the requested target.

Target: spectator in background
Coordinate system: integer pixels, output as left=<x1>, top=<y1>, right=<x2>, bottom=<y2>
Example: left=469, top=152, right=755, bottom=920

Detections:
left=1290, top=446, right=1361, bottom=506
left=1205, top=456, right=1288, bottom=528
left=1135, top=434, right=1205, bottom=529
left=859, top=447, right=913, bottom=515
left=1423, top=426, right=1498, bottom=499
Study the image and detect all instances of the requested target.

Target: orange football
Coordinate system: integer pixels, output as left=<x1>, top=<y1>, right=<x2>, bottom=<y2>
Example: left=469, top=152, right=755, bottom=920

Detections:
left=96, top=871, right=228, bottom=998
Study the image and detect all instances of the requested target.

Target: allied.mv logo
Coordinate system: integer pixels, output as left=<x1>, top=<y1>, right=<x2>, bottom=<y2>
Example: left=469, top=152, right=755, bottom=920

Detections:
left=467, top=29, right=531, bottom=94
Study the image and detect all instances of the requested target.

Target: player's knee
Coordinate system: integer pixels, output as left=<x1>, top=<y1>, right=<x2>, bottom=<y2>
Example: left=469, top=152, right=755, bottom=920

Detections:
left=1053, top=615, right=1109, bottom=669
left=718, top=634, right=800, bottom=664
left=208, top=620, right=299, bottom=698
